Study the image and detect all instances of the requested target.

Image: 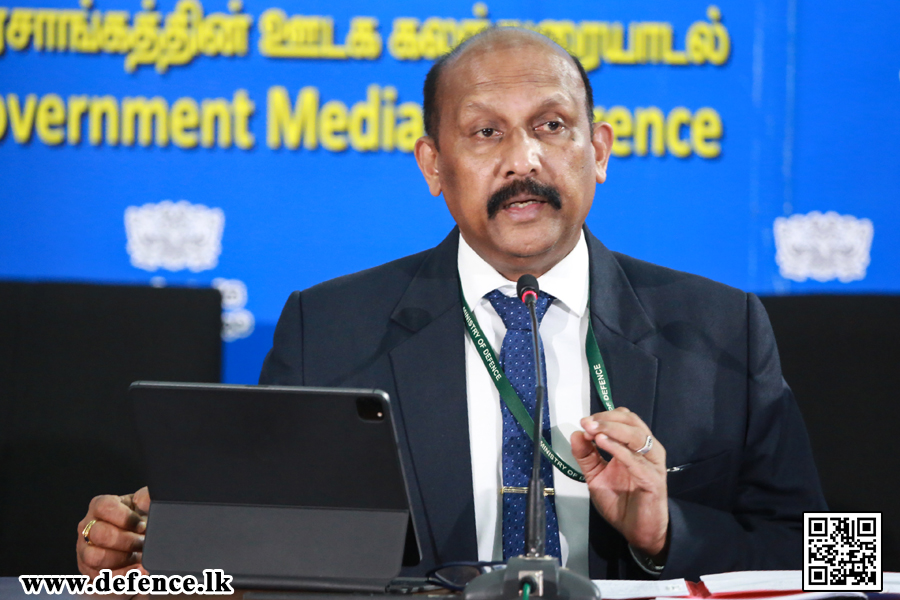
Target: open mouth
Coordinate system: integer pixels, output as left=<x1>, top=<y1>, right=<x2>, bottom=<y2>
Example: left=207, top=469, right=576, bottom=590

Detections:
left=496, top=195, right=551, bottom=221
left=504, top=197, right=547, bottom=210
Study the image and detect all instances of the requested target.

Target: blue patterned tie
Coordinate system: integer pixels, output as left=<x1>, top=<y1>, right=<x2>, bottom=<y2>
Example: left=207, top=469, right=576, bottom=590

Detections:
left=486, top=289, right=562, bottom=560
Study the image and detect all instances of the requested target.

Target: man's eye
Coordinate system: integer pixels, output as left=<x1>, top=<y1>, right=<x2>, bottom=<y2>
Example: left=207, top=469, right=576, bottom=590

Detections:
left=479, top=128, right=495, bottom=137
left=544, top=121, right=562, bottom=132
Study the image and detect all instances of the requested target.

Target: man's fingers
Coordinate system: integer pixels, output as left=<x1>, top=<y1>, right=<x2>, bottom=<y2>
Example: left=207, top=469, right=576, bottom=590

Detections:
left=133, top=487, right=151, bottom=516
left=78, top=491, right=151, bottom=577
left=118, top=493, right=135, bottom=510
left=583, top=420, right=662, bottom=462
left=591, top=433, right=661, bottom=484
left=80, top=545, right=140, bottom=572
left=90, top=495, right=144, bottom=532
left=581, top=408, right=667, bottom=465
left=570, top=430, right=607, bottom=479
left=85, top=520, right=145, bottom=553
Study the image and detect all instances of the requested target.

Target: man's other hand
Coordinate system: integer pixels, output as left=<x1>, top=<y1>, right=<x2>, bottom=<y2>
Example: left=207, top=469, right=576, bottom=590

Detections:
left=77, top=487, right=150, bottom=578
left=570, top=407, right=669, bottom=560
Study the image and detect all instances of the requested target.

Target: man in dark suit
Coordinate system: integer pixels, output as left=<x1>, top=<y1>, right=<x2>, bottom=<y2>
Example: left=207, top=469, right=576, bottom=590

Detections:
left=257, top=224, right=826, bottom=580
left=76, top=27, right=826, bottom=581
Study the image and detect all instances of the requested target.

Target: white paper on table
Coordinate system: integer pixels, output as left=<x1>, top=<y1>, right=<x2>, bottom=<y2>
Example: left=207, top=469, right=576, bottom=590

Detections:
left=593, top=578, right=690, bottom=599
left=700, top=571, right=802, bottom=594
left=653, top=594, right=865, bottom=600
left=882, top=571, right=900, bottom=593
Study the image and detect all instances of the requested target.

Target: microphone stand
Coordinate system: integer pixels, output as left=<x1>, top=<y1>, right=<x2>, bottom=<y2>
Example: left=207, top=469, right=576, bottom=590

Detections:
left=465, top=276, right=600, bottom=600
left=524, top=295, right=547, bottom=559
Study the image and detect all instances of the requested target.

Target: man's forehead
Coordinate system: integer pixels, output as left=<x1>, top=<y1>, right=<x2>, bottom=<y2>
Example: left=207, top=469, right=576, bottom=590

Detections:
left=459, top=90, right=576, bottom=121
left=441, top=32, right=584, bottom=100
left=462, top=65, right=575, bottom=92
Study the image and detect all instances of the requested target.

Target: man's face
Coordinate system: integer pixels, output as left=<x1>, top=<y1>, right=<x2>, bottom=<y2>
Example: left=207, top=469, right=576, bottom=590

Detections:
left=415, top=37, right=612, bottom=278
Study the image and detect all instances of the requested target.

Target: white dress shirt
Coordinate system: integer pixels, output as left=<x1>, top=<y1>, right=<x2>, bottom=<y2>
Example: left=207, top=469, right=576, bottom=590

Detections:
left=458, top=232, right=592, bottom=576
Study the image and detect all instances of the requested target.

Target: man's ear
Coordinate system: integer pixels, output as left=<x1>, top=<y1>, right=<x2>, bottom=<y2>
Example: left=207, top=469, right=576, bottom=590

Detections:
left=414, top=136, right=442, bottom=197
left=591, top=122, right=614, bottom=185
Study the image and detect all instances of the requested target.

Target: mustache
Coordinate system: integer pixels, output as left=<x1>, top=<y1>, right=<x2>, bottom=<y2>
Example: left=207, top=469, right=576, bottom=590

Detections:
left=486, top=179, right=562, bottom=219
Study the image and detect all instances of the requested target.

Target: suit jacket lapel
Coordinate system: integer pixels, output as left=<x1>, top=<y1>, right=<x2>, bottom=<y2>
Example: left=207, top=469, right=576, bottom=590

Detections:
left=585, top=228, right=660, bottom=432
left=388, top=228, right=478, bottom=563
left=584, top=228, right=660, bottom=578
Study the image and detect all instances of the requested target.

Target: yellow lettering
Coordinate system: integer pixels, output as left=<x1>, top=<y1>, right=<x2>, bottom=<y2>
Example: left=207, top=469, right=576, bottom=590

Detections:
left=199, top=99, right=229, bottom=148
left=417, top=17, right=452, bottom=59
left=0, top=95, right=6, bottom=140
left=35, top=93, right=65, bottom=145
left=348, top=84, right=379, bottom=151
left=605, top=106, right=632, bottom=157
left=661, top=25, right=688, bottom=65
left=171, top=97, right=199, bottom=148
left=691, top=107, right=722, bottom=158
left=381, top=85, right=396, bottom=151
left=686, top=21, right=711, bottom=65
left=634, top=22, right=666, bottom=63
left=318, top=17, right=345, bottom=58
left=33, top=10, right=58, bottom=50
left=267, top=85, right=318, bottom=150
left=7, top=93, right=37, bottom=143
left=89, top=96, right=119, bottom=145
left=666, top=107, right=692, bottom=158
left=100, top=12, right=130, bottom=54
left=574, top=22, right=605, bottom=72
left=0, top=92, right=258, bottom=148
left=345, top=16, right=381, bottom=59
left=319, top=99, right=348, bottom=151
left=258, top=11, right=374, bottom=60
left=706, top=6, right=730, bottom=65
left=605, top=23, right=635, bottom=64
left=257, top=8, right=282, bottom=55
left=394, top=101, right=422, bottom=153
left=387, top=17, right=419, bottom=59
left=124, top=10, right=162, bottom=73
left=232, top=89, right=255, bottom=149
left=69, top=11, right=98, bottom=53
left=634, top=107, right=665, bottom=156
left=122, top=96, right=169, bottom=146
left=67, top=95, right=89, bottom=144
left=0, top=8, right=8, bottom=54
left=7, top=9, right=34, bottom=51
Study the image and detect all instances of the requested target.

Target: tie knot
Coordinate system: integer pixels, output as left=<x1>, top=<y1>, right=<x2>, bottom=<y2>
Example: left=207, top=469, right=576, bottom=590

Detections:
left=485, top=289, right=554, bottom=331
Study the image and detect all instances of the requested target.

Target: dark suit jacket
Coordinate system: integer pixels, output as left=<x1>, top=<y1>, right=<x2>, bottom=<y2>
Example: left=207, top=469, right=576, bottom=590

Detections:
left=259, top=227, right=827, bottom=581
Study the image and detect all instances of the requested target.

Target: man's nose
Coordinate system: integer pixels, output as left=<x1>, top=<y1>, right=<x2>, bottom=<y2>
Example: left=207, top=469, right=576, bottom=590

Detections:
left=501, top=128, right=542, bottom=178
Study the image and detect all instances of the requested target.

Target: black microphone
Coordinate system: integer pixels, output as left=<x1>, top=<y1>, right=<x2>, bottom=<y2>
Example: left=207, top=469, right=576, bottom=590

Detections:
left=464, top=275, right=600, bottom=600
left=517, top=274, right=539, bottom=307
left=516, top=274, right=547, bottom=558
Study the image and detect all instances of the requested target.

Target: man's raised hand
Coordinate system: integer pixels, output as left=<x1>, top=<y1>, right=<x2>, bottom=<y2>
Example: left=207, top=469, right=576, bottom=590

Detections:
left=570, top=407, right=669, bottom=560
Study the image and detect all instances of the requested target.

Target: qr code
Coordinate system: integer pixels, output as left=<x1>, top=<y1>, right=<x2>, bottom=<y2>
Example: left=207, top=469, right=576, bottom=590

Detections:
left=804, top=512, right=881, bottom=591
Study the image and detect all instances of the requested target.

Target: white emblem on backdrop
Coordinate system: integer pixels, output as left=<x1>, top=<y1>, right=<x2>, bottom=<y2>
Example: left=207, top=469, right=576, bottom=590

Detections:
left=124, top=200, right=225, bottom=272
left=774, top=211, right=874, bottom=283
left=213, top=278, right=255, bottom=341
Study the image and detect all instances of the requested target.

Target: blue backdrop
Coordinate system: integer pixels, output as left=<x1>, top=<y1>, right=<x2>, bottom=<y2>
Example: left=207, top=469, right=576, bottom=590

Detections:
left=1, top=0, right=897, bottom=384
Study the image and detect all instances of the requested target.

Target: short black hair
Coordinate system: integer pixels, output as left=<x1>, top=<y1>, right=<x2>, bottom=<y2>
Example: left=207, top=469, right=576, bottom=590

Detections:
left=422, top=27, right=595, bottom=148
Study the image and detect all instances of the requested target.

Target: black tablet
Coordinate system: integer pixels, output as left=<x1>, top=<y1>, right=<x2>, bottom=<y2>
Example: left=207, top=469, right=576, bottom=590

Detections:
left=131, top=381, right=419, bottom=592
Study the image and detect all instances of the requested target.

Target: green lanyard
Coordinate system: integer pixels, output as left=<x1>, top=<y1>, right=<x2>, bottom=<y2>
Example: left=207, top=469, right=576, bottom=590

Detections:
left=460, top=286, right=616, bottom=483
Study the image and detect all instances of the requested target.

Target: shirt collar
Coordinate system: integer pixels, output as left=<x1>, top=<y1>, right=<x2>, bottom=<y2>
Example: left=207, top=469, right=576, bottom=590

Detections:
left=457, top=230, right=589, bottom=317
